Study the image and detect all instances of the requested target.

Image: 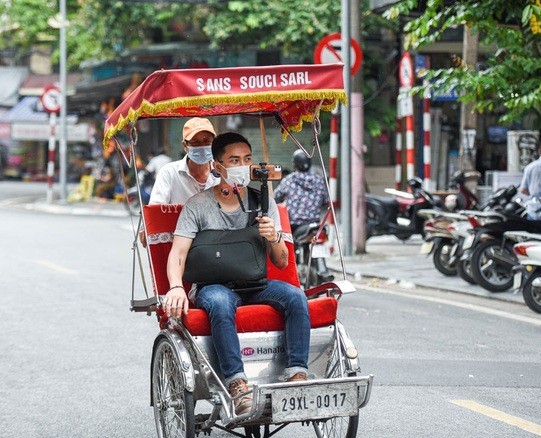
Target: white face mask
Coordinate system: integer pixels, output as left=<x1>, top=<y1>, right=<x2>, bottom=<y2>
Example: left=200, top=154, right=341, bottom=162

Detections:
left=219, top=164, right=251, bottom=187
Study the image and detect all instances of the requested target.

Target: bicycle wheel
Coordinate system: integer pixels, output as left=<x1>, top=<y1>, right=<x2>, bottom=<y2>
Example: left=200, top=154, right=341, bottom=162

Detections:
left=313, top=330, right=359, bottom=438
left=152, top=337, right=195, bottom=438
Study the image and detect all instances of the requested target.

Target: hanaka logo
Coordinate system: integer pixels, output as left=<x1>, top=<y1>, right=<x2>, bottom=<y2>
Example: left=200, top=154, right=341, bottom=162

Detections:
left=241, top=347, right=255, bottom=356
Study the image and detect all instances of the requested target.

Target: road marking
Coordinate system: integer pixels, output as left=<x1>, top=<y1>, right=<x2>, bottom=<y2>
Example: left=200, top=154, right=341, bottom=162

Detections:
left=357, top=283, right=541, bottom=327
left=451, top=400, right=541, bottom=436
left=35, top=259, right=77, bottom=275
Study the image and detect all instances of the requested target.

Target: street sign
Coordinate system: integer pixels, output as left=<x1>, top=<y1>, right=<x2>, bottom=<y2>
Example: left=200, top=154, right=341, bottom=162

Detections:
left=398, top=52, right=414, bottom=88
left=41, top=85, right=62, bottom=113
left=314, top=33, right=363, bottom=76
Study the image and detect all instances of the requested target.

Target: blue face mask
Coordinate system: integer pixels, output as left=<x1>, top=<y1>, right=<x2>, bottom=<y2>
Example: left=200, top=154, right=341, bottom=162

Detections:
left=187, top=145, right=213, bottom=165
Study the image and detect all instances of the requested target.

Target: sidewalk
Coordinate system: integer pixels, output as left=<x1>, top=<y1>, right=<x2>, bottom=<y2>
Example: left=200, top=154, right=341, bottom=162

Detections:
left=326, top=235, right=524, bottom=304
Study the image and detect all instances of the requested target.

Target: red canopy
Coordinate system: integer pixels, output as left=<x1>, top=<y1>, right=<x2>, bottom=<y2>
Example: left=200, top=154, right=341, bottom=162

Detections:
left=103, top=63, right=346, bottom=145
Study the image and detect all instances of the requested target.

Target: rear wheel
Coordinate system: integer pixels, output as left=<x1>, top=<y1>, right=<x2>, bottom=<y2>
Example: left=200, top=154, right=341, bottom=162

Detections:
left=522, top=269, right=541, bottom=314
left=152, top=338, right=195, bottom=438
left=433, top=240, right=457, bottom=276
left=313, top=332, right=359, bottom=438
left=470, top=239, right=515, bottom=292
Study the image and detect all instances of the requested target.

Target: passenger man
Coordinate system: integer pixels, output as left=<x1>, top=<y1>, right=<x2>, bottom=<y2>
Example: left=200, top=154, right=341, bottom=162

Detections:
left=164, top=132, right=311, bottom=415
left=150, top=117, right=220, bottom=204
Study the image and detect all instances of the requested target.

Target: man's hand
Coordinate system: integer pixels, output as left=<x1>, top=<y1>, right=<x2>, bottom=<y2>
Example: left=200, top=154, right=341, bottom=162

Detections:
left=256, top=216, right=278, bottom=243
left=163, top=286, right=189, bottom=318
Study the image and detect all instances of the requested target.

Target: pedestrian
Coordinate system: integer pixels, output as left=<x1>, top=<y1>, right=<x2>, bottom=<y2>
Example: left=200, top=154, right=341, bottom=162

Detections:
left=149, top=117, right=220, bottom=205
left=164, top=132, right=311, bottom=415
left=520, top=145, right=541, bottom=198
left=274, top=149, right=329, bottom=232
left=145, top=147, right=172, bottom=180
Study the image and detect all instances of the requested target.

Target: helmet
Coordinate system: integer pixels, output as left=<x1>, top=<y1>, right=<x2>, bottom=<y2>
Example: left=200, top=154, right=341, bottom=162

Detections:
left=444, top=194, right=457, bottom=211
left=293, top=149, right=311, bottom=172
left=407, top=177, right=423, bottom=190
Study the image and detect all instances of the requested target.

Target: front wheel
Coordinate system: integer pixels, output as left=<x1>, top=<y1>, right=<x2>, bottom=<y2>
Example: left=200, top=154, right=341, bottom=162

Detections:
left=152, top=338, right=195, bottom=438
left=470, top=239, right=515, bottom=292
left=457, top=258, right=476, bottom=284
left=523, top=269, right=541, bottom=314
left=312, top=329, right=359, bottom=438
left=433, top=240, right=457, bottom=276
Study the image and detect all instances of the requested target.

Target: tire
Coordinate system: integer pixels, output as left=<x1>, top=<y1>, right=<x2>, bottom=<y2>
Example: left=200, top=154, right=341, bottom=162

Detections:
left=297, top=262, right=318, bottom=290
left=365, top=205, right=380, bottom=239
left=433, top=240, right=457, bottom=276
left=522, top=269, right=541, bottom=314
left=457, top=259, right=476, bottom=285
left=470, top=239, right=515, bottom=292
left=312, top=330, right=359, bottom=438
left=152, top=338, right=195, bottom=438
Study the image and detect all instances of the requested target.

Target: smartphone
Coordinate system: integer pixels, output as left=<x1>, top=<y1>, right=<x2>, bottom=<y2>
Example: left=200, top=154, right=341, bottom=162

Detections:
left=250, top=164, right=282, bottom=181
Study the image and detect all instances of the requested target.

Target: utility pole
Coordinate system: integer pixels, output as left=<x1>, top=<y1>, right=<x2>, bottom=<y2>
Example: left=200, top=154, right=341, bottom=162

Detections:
left=59, top=0, right=68, bottom=202
left=351, top=0, right=366, bottom=254
left=341, top=0, right=352, bottom=256
left=459, top=25, right=478, bottom=173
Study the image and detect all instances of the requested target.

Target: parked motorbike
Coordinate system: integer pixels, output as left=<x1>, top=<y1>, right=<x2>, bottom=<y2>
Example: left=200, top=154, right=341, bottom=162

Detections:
left=126, top=170, right=153, bottom=216
left=293, top=222, right=334, bottom=289
left=365, top=177, right=443, bottom=240
left=510, top=231, right=541, bottom=314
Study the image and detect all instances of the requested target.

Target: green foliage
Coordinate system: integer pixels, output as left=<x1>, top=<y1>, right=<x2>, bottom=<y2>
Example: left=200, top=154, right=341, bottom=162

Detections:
left=385, top=0, right=541, bottom=124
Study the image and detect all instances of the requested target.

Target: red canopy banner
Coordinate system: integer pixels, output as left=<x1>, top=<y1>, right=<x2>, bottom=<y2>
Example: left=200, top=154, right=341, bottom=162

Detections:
left=103, top=63, right=346, bottom=145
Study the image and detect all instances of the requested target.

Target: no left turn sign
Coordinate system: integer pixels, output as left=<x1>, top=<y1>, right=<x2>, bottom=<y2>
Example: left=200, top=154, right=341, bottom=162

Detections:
left=41, top=85, right=62, bottom=113
left=314, top=33, right=363, bottom=76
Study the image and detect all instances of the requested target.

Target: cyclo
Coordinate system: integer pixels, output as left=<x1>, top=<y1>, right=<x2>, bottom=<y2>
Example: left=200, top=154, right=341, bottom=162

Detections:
left=103, top=63, right=373, bottom=438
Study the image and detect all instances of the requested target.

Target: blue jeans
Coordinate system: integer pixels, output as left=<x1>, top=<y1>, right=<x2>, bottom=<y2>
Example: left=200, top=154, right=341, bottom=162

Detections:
left=195, top=280, right=310, bottom=387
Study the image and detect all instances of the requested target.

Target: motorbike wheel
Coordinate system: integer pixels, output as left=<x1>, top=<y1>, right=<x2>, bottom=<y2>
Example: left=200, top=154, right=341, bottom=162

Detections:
left=457, top=259, right=476, bottom=285
left=432, top=240, right=457, bottom=276
left=297, top=262, right=318, bottom=290
left=470, top=240, right=515, bottom=293
left=522, top=268, right=541, bottom=314
left=365, top=205, right=380, bottom=240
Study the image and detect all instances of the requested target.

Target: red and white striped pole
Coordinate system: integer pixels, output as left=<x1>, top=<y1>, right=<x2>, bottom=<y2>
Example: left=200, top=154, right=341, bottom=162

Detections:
left=405, top=107, right=415, bottom=181
left=422, top=80, right=431, bottom=190
left=46, top=112, right=57, bottom=203
left=395, top=109, right=403, bottom=189
left=327, top=107, right=339, bottom=253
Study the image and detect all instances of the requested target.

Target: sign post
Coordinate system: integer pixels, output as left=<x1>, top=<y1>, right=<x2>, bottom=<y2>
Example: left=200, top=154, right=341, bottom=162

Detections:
left=41, top=85, right=61, bottom=203
left=398, top=52, right=415, bottom=181
left=314, top=32, right=363, bottom=76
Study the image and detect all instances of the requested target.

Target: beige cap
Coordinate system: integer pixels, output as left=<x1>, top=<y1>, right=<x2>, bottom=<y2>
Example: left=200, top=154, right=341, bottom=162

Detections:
left=182, top=117, right=216, bottom=141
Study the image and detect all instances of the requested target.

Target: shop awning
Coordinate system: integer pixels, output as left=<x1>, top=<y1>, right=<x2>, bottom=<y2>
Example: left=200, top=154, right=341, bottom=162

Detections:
left=0, top=67, right=29, bottom=107
left=0, top=97, right=78, bottom=124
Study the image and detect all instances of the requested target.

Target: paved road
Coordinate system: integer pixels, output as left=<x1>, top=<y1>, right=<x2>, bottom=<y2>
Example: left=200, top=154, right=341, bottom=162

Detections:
left=1, top=181, right=540, bottom=437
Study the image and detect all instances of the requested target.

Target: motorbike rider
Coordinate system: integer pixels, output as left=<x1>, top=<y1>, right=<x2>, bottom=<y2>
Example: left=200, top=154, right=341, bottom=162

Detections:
left=520, top=145, right=541, bottom=219
left=145, top=147, right=172, bottom=181
left=274, top=149, right=329, bottom=232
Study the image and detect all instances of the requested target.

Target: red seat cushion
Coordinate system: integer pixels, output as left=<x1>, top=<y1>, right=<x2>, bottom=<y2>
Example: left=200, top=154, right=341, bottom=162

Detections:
left=182, top=296, right=337, bottom=336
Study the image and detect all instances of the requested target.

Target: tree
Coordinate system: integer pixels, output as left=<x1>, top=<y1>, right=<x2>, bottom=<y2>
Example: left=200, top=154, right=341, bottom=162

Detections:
left=384, top=0, right=541, bottom=125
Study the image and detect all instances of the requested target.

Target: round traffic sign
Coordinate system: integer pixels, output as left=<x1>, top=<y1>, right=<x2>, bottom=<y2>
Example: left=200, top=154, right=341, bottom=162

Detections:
left=41, top=85, right=62, bottom=113
left=314, top=33, right=363, bottom=76
left=399, top=52, right=414, bottom=88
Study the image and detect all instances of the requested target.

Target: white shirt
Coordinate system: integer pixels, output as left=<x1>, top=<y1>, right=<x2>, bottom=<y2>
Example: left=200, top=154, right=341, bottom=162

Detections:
left=146, top=154, right=172, bottom=175
left=149, top=156, right=220, bottom=205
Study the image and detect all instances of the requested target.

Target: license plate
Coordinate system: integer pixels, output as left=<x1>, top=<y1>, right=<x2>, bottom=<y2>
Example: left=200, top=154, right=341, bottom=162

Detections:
left=271, top=383, right=358, bottom=422
left=513, top=271, right=522, bottom=290
left=420, top=241, right=434, bottom=254
left=462, top=234, right=475, bottom=250
left=311, top=244, right=330, bottom=258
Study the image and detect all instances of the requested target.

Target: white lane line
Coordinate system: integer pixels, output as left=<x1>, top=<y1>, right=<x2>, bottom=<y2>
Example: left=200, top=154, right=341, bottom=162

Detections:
left=35, top=259, right=77, bottom=275
left=451, top=400, right=541, bottom=436
left=357, top=283, right=541, bottom=327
